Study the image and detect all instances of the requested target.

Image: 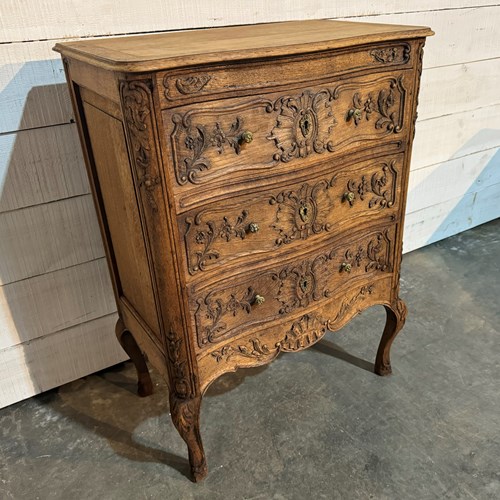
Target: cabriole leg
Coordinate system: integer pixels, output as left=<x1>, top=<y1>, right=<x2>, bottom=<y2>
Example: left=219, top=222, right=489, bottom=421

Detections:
left=169, top=394, right=207, bottom=482
left=375, top=298, right=408, bottom=376
left=115, top=317, right=153, bottom=397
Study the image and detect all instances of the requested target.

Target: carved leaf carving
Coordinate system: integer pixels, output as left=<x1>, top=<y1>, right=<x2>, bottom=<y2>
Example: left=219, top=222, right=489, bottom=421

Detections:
left=171, top=113, right=247, bottom=185
left=175, top=75, right=211, bottom=94
left=120, top=80, right=161, bottom=212
left=186, top=210, right=249, bottom=273
left=343, top=161, right=397, bottom=209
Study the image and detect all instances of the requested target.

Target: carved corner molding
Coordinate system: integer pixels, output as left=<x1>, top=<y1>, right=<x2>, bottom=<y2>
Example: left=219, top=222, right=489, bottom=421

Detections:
left=120, top=79, right=161, bottom=212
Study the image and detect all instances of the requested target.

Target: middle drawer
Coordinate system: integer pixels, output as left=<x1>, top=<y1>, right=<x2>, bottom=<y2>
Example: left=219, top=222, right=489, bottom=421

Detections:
left=180, top=152, right=403, bottom=277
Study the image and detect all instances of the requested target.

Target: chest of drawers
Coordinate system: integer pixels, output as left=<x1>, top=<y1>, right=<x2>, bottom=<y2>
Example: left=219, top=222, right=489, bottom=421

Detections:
left=54, top=19, right=433, bottom=481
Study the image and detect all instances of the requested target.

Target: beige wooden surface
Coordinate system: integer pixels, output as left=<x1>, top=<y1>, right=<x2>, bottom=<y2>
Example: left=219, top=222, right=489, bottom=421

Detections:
left=1, top=1, right=499, bottom=407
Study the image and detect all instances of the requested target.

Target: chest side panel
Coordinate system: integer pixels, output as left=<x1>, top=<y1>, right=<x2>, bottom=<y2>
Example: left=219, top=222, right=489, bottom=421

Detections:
left=82, top=99, right=160, bottom=337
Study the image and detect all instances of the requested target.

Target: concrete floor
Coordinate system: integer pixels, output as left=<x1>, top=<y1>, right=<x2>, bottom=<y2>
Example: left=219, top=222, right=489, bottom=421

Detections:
left=1, top=219, right=499, bottom=500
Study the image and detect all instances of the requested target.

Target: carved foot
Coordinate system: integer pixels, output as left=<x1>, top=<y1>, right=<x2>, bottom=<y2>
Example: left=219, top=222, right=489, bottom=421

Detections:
left=374, top=298, right=407, bottom=376
left=170, top=394, right=208, bottom=482
left=115, top=318, right=153, bottom=397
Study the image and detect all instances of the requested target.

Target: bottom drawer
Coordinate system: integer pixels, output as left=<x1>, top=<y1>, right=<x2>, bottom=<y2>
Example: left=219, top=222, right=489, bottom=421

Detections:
left=197, top=273, right=395, bottom=391
left=191, top=223, right=397, bottom=349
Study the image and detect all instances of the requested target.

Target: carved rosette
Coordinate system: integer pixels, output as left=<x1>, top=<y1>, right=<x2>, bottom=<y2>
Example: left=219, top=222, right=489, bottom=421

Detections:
left=267, top=89, right=336, bottom=162
left=120, top=80, right=161, bottom=212
left=269, top=177, right=336, bottom=245
left=344, top=161, right=398, bottom=209
left=185, top=210, right=249, bottom=273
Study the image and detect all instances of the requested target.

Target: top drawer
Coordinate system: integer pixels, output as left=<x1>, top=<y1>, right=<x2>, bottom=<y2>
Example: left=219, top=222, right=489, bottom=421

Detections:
left=162, top=70, right=415, bottom=211
left=158, top=41, right=413, bottom=107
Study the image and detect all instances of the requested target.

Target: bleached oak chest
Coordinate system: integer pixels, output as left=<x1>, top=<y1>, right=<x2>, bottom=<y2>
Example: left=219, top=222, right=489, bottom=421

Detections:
left=55, top=19, right=433, bottom=481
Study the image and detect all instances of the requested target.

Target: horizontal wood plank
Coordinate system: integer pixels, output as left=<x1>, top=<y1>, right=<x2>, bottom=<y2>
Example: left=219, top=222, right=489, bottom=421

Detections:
left=0, top=194, right=104, bottom=285
left=404, top=181, right=500, bottom=253
left=0, top=124, right=88, bottom=213
left=412, top=104, right=500, bottom=170
left=0, top=1, right=491, bottom=44
left=0, top=313, right=125, bottom=409
left=407, top=147, right=500, bottom=214
left=0, top=258, right=116, bottom=350
left=0, top=41, right=72, bottom=134
left=418, top=58, right=500, bottom=121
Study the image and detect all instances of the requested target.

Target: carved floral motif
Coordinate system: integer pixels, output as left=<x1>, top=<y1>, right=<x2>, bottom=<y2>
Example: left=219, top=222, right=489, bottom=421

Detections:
left=185, top=210, right=249, bottom=273
left=171, top=113, right=248, bottom=184
left=267, top=89, right=336, bottom=162
left=120, top=80, right=161, bottom=212
left=274, top=252, right=334, bottom=314
left=344, top=161, right=397, bottom=209
left=165, top=329, right=195, bottom=399
left=196, top=287, right=256, bottom=345
left=333, top=285, right=375, bottom=323
left=171, top=78, right=405, bottom=186
left=334, top=77, right=405, bottom=134
left=195, top=230, right=392, bottom=347
left=278, top=313, right=328, bottom=352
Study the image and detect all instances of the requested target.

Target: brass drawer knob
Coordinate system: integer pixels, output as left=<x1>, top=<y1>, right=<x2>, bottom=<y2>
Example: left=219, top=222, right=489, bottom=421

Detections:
left=340, top=262, right=352, bottom=273
left=240, top=131, right=253, bottom=144
left=343, top=191, right=355, bottom=203
left=347, top=108, right=362, bottom=121
left=248, top=222, right=260, bottom=233
left=254, top=294, right=265, bottom=305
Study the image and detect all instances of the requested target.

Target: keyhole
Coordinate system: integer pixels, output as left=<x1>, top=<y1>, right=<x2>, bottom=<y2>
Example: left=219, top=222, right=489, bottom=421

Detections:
left=300, top=111, right=313, bottom=138
left=300, top=279, right=309, bottom=292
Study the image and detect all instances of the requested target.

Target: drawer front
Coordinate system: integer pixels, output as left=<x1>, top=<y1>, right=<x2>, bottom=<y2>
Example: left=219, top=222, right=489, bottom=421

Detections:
left=163, top=70, right=413, bottom=209
left=191, top=224, right=396, bottom=348
left=159, top=41, right=412, bottom=106
left=181, top=153, right=403, bottom=276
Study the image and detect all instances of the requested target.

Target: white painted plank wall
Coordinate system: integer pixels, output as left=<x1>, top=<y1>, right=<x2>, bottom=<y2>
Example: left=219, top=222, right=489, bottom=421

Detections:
left=0, top=1, right=499, bottom=407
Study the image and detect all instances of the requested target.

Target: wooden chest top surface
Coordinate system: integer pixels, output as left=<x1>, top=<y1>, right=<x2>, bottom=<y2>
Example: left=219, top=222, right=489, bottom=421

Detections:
left=53, top=19, right=433, bottom=71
